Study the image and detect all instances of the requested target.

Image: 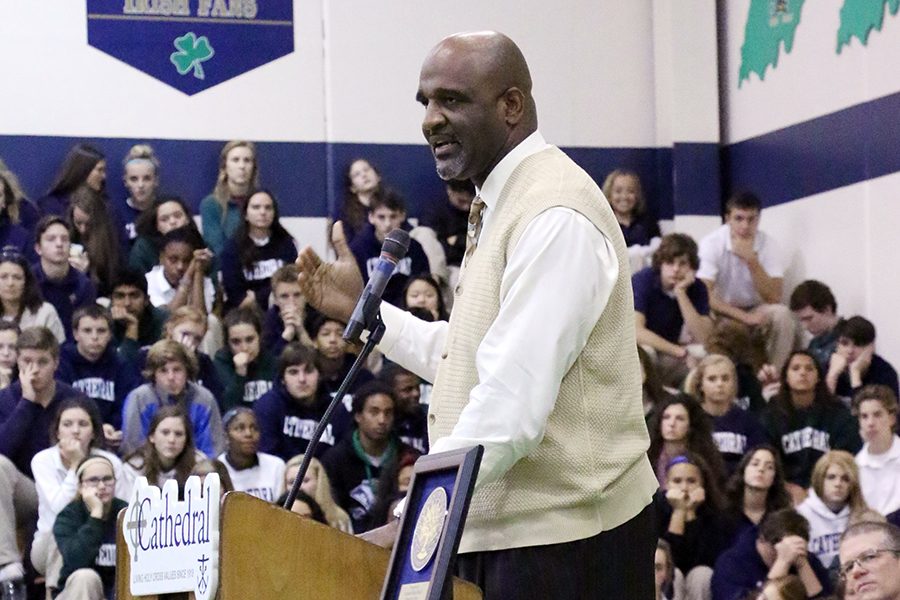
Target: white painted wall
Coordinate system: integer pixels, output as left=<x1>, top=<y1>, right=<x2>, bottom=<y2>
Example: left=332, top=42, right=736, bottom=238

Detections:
left=1, top=1, right=667, bottom=148
left=721, top=1, right=900, bottom=366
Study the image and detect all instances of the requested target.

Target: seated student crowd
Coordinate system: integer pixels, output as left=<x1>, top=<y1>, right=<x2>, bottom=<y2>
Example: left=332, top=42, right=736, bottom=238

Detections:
left=4, top=146, right=900, bottom=597
left=0, top=142, right=440, bottom=595
left=631, top=185, right=900, bottom=598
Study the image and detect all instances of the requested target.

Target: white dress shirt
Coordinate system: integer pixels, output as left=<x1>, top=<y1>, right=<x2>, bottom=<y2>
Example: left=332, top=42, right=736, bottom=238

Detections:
left=379, top=131, right=618, bottom=489
left=856, top=435, right=900, bottom=515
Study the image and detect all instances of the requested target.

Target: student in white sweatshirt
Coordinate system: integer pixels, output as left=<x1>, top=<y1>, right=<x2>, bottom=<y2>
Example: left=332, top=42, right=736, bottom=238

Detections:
left=796, top=450, right=868, bottom=570
left=853, top=384, right=900, bottom=515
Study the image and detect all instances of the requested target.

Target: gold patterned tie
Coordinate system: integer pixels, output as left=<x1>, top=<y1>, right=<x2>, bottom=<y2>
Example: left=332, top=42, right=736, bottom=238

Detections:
left=463, top=195, right=485, bottom=267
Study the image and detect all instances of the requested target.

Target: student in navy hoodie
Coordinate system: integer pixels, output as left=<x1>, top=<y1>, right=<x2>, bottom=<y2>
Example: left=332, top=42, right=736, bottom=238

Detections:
left=56, top=305, right=141, bottom=452
left=261, top=264, right=313, bottom=358
left=687, top=353, right=767, bottom=474
left=761, top=351, right=862, bottom=501
left=253, top=343, right=351, bottom=462
left=32, top=216, right=97, bottom=341
left=0, top=326, right=89, bottom=478
left=116, top=144, right=161, bottom=249
left=220, top=189, right=297, bottom=312
left=654, top=452, right=730, bottom=599
left=711, top=508, right=832, bottom=600
left=348, top=192, right=429, bottom=308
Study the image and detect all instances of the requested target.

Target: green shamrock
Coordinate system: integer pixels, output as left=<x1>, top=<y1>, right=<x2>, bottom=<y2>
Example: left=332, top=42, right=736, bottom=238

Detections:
left=170, top=32, right=214, bottom=80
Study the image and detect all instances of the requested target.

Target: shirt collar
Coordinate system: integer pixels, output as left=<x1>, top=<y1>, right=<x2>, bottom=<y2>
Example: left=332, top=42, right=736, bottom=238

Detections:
left=476, top=130, right=549, bottom=210
left=150, top=265, right=175, bottom=294
left=858, top=435, right=900, bottom=465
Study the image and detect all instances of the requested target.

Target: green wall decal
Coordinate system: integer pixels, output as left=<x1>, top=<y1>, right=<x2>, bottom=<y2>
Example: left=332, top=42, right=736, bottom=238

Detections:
left=836, top=0, right=900, bottom=52
left=739, top=0, right=807, bottom=86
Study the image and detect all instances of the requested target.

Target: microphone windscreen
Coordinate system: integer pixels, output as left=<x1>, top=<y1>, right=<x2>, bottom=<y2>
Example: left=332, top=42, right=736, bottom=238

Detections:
left=383, top=229, right=411, bottom=260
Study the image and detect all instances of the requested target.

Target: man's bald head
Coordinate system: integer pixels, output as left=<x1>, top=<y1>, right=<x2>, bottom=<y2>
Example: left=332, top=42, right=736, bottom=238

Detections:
left=432, top=32, right=533, bottom=98
left=417, top=32, right=538, bottom=186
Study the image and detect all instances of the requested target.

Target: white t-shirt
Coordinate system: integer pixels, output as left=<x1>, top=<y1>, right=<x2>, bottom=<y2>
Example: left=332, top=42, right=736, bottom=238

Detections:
left=146, top=265, right=215, bottom=313
left=856, top=435, right=900, bottom=516
left=218, top=452, right=286, bottom=502
left=697, top=224, right=784, bottom=309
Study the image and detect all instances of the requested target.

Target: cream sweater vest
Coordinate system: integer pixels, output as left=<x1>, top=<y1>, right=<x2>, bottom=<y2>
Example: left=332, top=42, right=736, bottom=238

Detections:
left=430, top=147, right=657, bottom=553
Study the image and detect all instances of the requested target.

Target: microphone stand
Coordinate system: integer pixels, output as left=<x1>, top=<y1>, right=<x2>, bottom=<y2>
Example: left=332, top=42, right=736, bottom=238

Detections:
left=282, top=313, right=386, bottom=510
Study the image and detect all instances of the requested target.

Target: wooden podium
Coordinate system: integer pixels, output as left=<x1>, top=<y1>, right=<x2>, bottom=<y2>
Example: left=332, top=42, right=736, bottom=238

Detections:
left=116, top=491, right=482, bottom=599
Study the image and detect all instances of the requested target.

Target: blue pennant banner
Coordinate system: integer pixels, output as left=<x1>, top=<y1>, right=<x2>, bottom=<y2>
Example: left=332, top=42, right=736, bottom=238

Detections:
left=87, top=0, right=294, bottom=96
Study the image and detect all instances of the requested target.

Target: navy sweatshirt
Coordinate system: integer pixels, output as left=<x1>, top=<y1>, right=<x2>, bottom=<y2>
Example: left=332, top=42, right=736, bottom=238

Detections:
left=0, top=381, right=89, bottom=476
left=711, top=527, right=832, bottom=600
left=708, top=405, right=767, bottom=475
left=253, top=383, right=352, bottom=462
left=220, top=235, right=297, bottom=311
left=761, top=397, right=862, bottom=487
left=32, top=263, right=97, bottom=340
left=0, top=215, right=37, bottom=262
left=320, top=435, right=414, bottom=533
left=56, top=342, right=141, bottom=429
left=835, top=353, right=899, bottom=402
left=318, top=353, right=375, bottom=401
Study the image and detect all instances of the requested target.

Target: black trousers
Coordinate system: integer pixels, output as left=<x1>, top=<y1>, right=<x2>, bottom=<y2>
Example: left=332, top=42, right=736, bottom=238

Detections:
left=455, top=502, right=656, bottom=599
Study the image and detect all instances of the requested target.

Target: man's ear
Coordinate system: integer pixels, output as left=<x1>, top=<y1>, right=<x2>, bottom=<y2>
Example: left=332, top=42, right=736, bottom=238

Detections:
left=500, top=87, right=526, bottom=126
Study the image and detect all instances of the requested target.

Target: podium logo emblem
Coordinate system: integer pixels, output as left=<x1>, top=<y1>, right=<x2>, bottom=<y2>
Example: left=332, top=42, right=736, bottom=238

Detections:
left=410, top=487, right=448, bottom=572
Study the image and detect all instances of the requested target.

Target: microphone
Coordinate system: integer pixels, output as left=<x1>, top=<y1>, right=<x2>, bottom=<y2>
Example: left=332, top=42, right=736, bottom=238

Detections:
left=343, top=229, right=410, bottom=343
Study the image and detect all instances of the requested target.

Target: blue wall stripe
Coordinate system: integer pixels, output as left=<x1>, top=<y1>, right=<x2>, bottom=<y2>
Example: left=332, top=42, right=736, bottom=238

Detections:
left=0, top=135, right=681, bottom=221
left=723, top=89, right=900, bottom=208
left=672, top=142, right=722, bottom=216
left=0, top=136, right=330, bottom=218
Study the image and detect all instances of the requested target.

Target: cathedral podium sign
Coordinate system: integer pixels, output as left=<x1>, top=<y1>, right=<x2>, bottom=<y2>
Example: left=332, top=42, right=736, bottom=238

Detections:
left=87, top=0, right=294, bottom=95
left=123, top=474, right=221, bottom=600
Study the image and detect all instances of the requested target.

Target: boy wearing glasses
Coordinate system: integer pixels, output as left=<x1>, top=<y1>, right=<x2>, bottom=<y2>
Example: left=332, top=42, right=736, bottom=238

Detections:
left=838, top=521, right=900, bottom=600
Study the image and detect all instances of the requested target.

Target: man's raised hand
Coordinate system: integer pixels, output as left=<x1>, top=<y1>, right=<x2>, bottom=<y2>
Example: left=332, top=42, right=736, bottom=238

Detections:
left=296, top=221, right=364, bottom=323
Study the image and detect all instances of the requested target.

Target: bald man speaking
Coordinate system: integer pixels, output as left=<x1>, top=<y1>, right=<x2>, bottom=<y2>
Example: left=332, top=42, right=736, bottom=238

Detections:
left=298, top=32, right=657, bottom=598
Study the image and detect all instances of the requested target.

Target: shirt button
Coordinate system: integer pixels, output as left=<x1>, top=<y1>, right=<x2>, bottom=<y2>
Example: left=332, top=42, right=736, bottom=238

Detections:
left=428, top=414, right=436, bottom=425
left=455, top=284, right=462, bottom=296
left=441, top=351, right=448, bottom=359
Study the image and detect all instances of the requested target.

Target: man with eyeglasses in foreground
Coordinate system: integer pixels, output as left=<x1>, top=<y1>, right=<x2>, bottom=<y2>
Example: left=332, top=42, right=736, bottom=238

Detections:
left=838, top=521, right=900, bottom=600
